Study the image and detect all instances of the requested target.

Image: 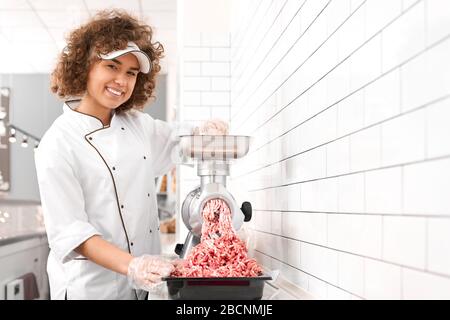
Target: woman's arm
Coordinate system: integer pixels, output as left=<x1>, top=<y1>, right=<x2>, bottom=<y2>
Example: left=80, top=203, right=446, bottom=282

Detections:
left=75, top=235, right=133, bottom=275
left=75, top=235, right=175, bottom=291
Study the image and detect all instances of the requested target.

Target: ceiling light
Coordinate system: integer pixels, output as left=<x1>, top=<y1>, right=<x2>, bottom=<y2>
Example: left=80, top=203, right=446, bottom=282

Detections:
left=8, top=129, right=16, bottom=143
left=21, top=135, right=28, bottom=148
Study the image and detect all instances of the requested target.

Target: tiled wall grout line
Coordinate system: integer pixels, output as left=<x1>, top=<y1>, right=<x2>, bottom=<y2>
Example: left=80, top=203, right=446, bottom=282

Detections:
left=231, top=0, right=304, bottom=104
left=237, top=0, right=429, bottom=135
left=232, top=0, right=274, bottom=66
left=231, top=0, right=265, bottom=60
left=231, top=0, right=289, bottom=84
left=252, top=230, right=450, bottom=281
left=244, top=150, right=450, bottom=193
left=251, top=209, right=450, bottom=220
left=247, top=13, right=450, bottom=142
left=231, top=0, right=255, bottom=46
left=233, top=0, right=427, bottom=126
left=254, top=248, right=366, bottom=299
left=236, top=93, right=450, bottom=180
left=231, top=0, right=334, bottom=122
left=232, top=0, right=350, bottom=117
left=231, top=0, right=450, bottom=299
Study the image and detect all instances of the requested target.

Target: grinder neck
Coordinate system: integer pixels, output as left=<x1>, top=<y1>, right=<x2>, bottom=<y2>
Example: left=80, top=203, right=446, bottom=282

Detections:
left=198, top=161, right=230, bottom=190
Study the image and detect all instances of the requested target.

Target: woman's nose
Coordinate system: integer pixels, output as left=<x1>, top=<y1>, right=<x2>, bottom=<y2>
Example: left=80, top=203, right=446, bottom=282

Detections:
left=114, top=74, right=128, bottom=86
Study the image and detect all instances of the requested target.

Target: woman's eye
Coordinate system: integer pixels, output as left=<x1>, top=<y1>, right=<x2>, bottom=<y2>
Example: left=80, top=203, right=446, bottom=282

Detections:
left=127, top=71, right=137, bottom=77
left=107, top=64, right=117, bottom=70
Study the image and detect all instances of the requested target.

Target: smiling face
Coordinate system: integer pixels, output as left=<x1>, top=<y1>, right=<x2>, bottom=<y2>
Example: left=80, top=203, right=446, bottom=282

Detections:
left=85, top=53, right=140, bottom=112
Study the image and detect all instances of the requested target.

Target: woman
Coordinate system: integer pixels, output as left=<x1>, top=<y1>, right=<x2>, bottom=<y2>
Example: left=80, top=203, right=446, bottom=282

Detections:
left=35, top=9, right=226, bottom=300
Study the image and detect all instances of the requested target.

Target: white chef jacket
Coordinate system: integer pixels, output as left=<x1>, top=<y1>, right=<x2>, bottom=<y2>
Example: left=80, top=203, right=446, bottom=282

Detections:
left=35, top=100, right=194, bottom=300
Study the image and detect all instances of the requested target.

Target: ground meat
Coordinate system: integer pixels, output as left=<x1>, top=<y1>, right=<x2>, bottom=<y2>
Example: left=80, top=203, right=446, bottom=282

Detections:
left=171, top=198, right=262, bottom=277
left=197, top=119, right=229, bottom=135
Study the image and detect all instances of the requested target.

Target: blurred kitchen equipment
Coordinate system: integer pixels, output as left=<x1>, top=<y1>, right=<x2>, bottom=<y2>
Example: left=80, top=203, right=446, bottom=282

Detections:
left=5, top=279, right=24, bottom=300
left=19, top=272, right=40, bottom=300
left=174, top=135, right=253, bottom=258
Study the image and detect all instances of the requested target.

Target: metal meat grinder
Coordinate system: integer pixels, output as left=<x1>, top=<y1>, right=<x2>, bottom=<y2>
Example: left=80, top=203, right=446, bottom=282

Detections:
left=174, top=135, right=253, bottom=258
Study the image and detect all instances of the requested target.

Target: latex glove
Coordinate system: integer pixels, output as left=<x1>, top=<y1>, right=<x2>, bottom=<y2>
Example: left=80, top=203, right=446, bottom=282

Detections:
left=127, top=254, right=175, bottom=291
left=194, top=118, right=229, bottom=135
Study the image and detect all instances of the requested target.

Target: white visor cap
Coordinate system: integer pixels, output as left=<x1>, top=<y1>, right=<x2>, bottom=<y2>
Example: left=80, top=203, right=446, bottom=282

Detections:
left=99, top=41, right=151, bottom=74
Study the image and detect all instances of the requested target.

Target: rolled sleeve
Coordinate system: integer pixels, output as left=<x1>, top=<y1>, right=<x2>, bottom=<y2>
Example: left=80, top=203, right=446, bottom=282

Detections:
left=35, top=148, right=102, bottom=264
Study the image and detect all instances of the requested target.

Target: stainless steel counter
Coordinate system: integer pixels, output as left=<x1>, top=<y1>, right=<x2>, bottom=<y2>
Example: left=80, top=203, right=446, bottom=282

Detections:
left=0, top=200, right=46, bottom=247
left=0, top=231, right=46, bottom=246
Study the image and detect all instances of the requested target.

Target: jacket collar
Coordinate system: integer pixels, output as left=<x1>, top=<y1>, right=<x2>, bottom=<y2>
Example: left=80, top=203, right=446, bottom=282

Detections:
left=63, top=99, right=117, bottom=133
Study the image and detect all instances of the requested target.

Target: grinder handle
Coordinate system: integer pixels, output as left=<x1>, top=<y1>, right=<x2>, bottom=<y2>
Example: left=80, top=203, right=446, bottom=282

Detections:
left=175, top=243, right=184, bottom=256
left=241, top=201, right=252, bottom=222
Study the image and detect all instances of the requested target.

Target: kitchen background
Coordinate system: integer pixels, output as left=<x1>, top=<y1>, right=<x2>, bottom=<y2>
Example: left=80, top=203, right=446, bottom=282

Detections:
left=0, top=0, right=449, bottom=300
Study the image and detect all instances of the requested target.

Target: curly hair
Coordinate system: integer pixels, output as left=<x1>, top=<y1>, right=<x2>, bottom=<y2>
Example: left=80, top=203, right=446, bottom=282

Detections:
left=51, top=9, right=164, bottom=114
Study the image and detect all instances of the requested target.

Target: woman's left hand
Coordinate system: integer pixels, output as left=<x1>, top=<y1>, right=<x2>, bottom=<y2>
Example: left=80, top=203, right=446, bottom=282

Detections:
left=194, top=119, right=229, bottom=135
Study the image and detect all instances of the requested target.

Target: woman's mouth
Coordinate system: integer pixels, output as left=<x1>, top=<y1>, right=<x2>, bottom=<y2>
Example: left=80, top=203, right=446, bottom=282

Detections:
left=105, top=87, right=124, bottom=97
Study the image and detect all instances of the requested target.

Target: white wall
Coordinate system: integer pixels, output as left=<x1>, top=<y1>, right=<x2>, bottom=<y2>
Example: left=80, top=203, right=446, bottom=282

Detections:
left=177, top=1, right=232, bottom=243
left=183, top=0, right=230, bottom=33
left=180, top=33, right=231, bottom=124
left=229, top=0, right=450, bottom=299
left=177, top=31, right=232, bottom=242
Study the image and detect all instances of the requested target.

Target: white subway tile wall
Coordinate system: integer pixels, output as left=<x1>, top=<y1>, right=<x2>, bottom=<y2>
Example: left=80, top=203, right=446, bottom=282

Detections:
left=229, top=0, right=450, bottom=299
left=178, top=32, right=232, bottom=242
left=181, top=32, right=231, bottom=124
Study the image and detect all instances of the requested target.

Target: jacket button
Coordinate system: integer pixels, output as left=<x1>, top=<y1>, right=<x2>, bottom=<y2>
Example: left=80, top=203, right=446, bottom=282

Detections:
left=147, top=193, right=150, bottom=197
left=121, top=204, right=124, bottom=209
left=130, top=242, right=134, bottom=246
left=88, top=137, right=92, bottom=140
left=143, top=156, right=146, bottom=160
left=149, top=229, right=152, bottom=233
left=121, top=127, right=125, bottom=130
left=112, top=166, right=116, bottom=170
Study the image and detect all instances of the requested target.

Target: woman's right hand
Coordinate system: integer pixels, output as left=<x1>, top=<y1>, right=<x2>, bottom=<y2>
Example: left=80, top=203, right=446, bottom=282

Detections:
left=127, top=254, right=174, bottom=291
